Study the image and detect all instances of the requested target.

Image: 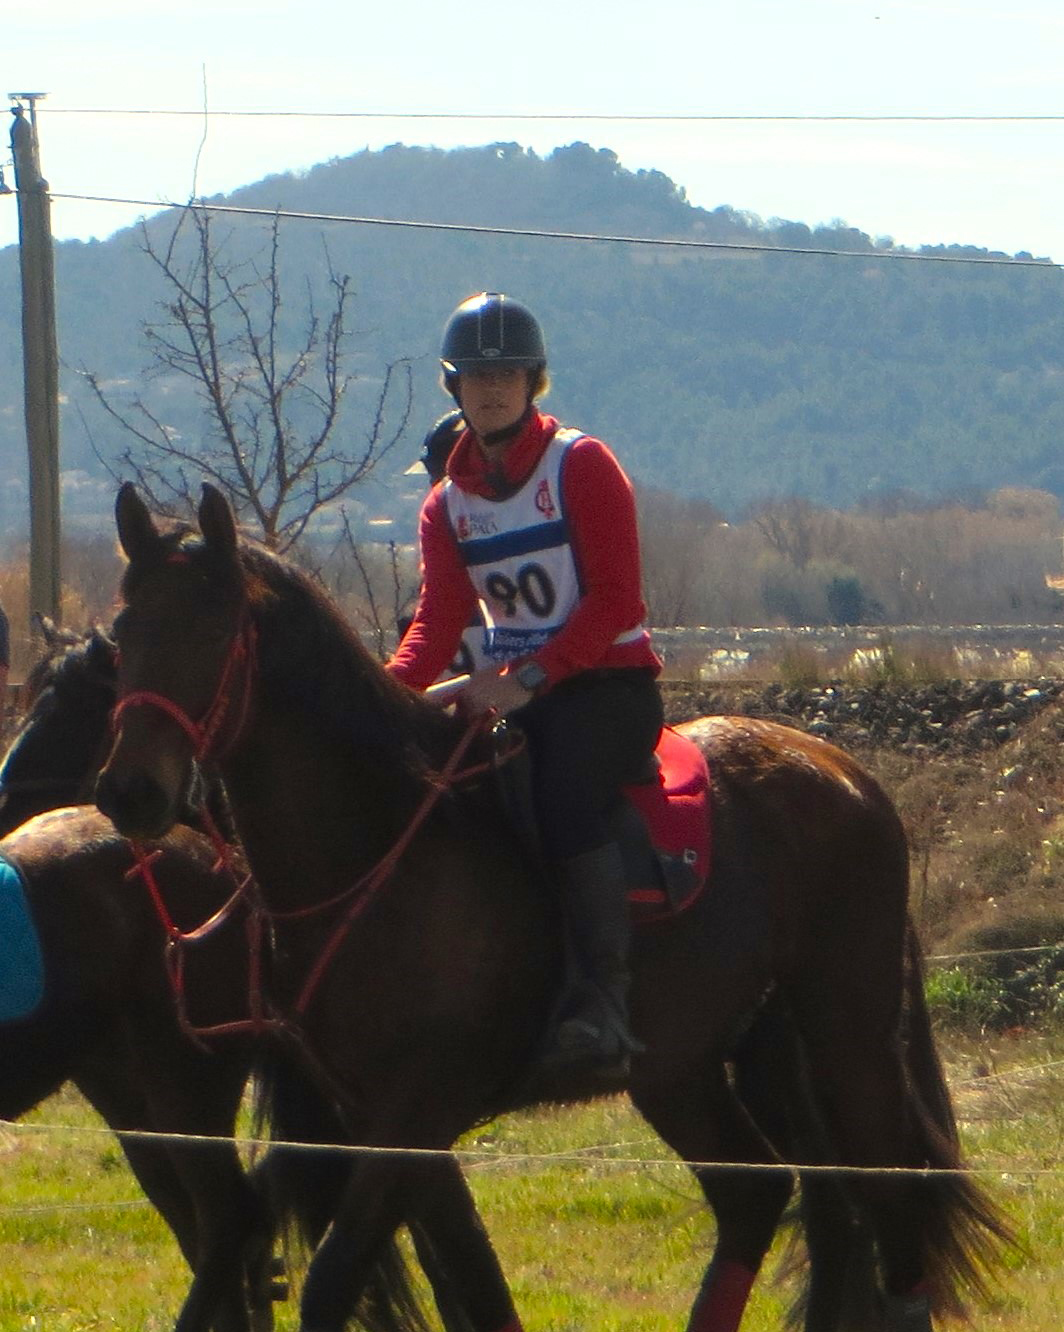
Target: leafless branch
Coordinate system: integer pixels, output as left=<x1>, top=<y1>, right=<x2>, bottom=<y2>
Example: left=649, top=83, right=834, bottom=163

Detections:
left=78, top=204, right=412, bottom=553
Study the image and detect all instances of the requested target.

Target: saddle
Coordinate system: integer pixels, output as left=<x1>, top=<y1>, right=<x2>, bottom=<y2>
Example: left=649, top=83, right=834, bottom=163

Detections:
left=492, top=723, right=711, bottom=925
left=0, top=851, right=45, bottom=1022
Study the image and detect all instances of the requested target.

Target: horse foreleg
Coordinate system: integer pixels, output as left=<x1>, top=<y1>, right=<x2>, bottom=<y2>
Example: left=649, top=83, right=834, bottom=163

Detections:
left=74, top=1063, right=202, bottom=1268
left=299, top=1151, right=447, bottom=1332
left=168, top=1133, right=271, bottom=1332
left=137, top=1045, right=268, bottom=1332
left=408, top=1155, right=523, bottom=1332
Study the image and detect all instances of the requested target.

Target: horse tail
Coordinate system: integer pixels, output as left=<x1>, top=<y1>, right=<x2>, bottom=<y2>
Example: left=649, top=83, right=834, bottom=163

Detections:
left=250, top=1049, right=435, bottom=1332
left=898, top=923, right=1020, bottom=1320
left=737, top=951, right=1017, bottom=1332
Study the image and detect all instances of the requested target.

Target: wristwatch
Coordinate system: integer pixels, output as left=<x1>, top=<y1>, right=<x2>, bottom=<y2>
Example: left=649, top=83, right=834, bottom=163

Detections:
left=514, top=659, right=548, bottom=694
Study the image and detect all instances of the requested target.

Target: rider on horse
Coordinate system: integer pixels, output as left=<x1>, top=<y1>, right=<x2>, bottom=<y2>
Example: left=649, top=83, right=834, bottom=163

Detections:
left=388, top=291, right=664, bottom=1076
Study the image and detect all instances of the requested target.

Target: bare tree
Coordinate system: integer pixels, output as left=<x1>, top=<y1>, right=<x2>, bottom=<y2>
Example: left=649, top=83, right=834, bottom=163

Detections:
left=81, top=205, right=412, bottom=552
left=323, top=507, right=419, bottom=662
left=749, top=496, right=850, bottom=571
left=638, top=486, right=724, bottom=626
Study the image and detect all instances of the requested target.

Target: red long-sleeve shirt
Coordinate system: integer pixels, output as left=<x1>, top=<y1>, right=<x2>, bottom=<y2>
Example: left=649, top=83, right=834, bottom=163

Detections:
left=389, top=410, right=661, bottom=691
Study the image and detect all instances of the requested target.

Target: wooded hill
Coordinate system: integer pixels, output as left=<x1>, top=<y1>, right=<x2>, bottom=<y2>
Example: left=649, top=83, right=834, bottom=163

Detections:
left=1, top=140, right=1062, bottom=539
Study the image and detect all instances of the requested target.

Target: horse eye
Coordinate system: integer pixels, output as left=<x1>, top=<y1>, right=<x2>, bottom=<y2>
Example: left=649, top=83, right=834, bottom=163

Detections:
left=203, top=619, right=231, bottom=645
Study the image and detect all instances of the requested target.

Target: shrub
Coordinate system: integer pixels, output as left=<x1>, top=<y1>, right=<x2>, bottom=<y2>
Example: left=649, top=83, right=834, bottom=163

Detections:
left=777, top=640, right=824, bottom=689
left=926, top=966, right=1008, bottom=1030
left=929, top=916, right=1064, bottom=1031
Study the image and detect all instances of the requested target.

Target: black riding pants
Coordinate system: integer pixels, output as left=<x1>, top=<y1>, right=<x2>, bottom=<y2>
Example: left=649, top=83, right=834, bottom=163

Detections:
left=515, top=668, right=664, bottom=861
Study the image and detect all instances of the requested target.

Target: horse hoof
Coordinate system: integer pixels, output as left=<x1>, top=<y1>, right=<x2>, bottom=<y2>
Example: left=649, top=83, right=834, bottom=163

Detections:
left=884, top=1291, right=934, bottom=1331
left=269, top=1279, right=290, bottom=1301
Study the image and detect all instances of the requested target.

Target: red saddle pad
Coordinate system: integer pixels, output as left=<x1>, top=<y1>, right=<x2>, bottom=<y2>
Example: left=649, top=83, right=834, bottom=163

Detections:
left=624, top=726, right=711, bottom=921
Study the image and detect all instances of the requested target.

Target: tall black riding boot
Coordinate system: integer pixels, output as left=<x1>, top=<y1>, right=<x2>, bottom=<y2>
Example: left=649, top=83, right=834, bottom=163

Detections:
left=543, top=842, right=642, bottom=1077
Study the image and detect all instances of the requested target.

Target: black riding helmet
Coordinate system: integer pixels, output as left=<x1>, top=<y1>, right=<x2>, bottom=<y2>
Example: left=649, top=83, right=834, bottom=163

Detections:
left=414, top=410, right=465, bottom=484
left=440, top=292, right=546, bottom=377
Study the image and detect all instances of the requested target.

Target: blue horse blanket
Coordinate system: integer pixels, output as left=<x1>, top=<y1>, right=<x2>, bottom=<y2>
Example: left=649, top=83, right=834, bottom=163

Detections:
left=0, top=852, right=44, bottom=1021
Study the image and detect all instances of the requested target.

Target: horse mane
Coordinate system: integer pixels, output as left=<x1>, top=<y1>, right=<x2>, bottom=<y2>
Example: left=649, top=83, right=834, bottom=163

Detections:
left=119, top=517, right=462, bottom=799
left=237, top=541, right=461, bottom=791
left=23, top=626, right=117, bottom=712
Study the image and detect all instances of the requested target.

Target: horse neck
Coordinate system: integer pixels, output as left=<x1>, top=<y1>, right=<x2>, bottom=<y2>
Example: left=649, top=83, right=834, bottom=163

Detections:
left=217, top=646, right=436, bottom=912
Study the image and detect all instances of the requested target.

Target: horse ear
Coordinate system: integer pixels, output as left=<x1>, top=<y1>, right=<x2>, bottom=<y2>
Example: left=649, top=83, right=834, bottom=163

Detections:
left=115, top=483, right=161, bottom=564
left=198, top=483, right=238, bottom=562
left=87, top=627, right=117, bottom=668
left=36, top=613, right=79, bottom=651
left=35, top=612, right=60, bottom=647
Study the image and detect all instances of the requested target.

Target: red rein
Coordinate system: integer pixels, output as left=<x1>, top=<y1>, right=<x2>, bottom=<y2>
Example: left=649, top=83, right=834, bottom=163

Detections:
left=113, top=613, right=488, bottom=1042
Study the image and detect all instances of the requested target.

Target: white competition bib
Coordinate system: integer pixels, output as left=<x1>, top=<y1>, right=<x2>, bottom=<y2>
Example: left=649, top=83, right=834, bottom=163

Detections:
left=443, top=429, right=644, bottom=663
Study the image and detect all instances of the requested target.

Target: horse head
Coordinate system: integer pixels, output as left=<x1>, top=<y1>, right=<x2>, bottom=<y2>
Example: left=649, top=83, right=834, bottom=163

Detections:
left=0, top=624, right=119, bottom=835
left=97, top=483, right=255, bottom=841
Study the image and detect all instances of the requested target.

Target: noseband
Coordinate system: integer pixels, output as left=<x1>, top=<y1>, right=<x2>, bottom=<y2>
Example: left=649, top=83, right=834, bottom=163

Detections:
left=111, top=615, right=258, bottom=763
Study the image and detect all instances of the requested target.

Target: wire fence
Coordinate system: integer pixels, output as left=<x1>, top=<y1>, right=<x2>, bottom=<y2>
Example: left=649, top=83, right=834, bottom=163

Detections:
left=2, top=1049, right=1062, bottom=1205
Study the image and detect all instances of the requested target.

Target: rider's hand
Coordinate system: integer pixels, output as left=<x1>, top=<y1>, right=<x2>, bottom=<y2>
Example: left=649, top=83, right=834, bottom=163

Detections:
left=455, top=666, right=534, bottom=719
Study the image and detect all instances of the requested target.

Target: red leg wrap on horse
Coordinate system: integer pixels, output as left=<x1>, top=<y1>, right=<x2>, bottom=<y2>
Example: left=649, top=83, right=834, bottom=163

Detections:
left=493, top=1321, right=525, bottom=1332
left=687, top=1259, right=757, bottom=1332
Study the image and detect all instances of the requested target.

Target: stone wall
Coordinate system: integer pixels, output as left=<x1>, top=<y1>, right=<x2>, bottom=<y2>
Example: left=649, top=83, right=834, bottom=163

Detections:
left=660, top=676, right=1064, bottom=756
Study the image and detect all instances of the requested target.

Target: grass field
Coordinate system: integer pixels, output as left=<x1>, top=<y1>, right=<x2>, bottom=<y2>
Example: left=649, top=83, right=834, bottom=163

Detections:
left=1, top=1033, right=1061, bottom=1331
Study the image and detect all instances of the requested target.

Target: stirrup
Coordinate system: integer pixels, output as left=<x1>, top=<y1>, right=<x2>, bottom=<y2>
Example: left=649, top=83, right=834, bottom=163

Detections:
left=541, top=993, right=643, bottom=1077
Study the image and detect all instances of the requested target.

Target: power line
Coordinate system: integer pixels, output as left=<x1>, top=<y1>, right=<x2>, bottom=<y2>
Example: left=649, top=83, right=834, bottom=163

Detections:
left=46, top=192, right=1061, bottom=270
left=39, top=107, right=1064, bottom=124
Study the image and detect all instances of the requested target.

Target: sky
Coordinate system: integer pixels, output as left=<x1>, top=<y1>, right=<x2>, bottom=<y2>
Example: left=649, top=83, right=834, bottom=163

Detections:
left=2, top=0, right=1063, bottom=260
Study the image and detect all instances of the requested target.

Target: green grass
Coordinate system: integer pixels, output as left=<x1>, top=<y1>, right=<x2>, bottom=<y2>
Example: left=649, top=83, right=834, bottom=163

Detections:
left=1, top=1041, right=1062, bottom=1330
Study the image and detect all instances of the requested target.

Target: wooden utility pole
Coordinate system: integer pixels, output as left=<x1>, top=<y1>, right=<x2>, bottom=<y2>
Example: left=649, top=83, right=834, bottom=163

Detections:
left=10, top=93, right=61, bottom=628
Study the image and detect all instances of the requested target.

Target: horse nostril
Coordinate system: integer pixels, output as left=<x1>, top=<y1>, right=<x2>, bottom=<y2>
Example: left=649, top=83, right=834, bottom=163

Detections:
left=94, top=772, right=127, bottom=828
left=95, top=769, right=174, bottom=838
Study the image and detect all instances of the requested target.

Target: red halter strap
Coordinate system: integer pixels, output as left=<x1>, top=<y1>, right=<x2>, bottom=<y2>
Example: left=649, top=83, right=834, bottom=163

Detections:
left=112, top=617, right=258, bottom=763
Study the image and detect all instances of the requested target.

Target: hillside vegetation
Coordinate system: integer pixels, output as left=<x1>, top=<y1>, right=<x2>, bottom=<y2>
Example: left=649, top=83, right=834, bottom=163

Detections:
left=1, top=142, right=1063, bottom=538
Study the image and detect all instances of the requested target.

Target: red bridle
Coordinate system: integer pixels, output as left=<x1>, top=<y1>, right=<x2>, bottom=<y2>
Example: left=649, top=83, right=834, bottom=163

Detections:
left=110, top=607, right=269, bottom=1043
left=111, top=615, right=258, bottom=764
left=111, top=596, right=503, bottom=1053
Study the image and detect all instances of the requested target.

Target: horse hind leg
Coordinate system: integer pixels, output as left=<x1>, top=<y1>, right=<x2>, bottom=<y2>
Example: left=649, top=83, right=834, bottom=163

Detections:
left=794, top=933, right=1011, bottom=1329
left=633, top=1061, right=794, bottom=1332
left=788, top=973, right=939, bottom=1330
left=732, top=997, right=881, bottom=1332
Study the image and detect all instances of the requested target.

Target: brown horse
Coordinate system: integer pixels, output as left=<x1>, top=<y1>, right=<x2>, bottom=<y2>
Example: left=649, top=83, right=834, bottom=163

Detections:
left=5, top=619, right=883, bottom=1332
left=96, top=482, right=1012, bottom=1332
left=0, top=627, right=525, bottom=1332
left=0, top=626, right=278, bottom=1332
left=0, top=806, right=274, bottom=1332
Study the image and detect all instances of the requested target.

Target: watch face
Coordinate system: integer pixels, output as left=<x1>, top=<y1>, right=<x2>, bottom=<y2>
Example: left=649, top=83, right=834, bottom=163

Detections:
left=517, top=661, right=547, bottom=691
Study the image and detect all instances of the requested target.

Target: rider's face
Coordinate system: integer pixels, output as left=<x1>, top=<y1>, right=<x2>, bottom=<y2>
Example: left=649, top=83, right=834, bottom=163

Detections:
left=458, top=366, right=529, bottom=438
